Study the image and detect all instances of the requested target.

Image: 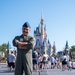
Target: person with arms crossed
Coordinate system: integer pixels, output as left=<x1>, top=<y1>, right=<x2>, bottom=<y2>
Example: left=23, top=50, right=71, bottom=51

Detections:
left=13, top=22, right=35, bottom=75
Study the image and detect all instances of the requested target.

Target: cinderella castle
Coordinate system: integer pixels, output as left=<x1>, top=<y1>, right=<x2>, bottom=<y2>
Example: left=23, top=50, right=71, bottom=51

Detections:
left=6, top=15, right=69, bottom=57
left=34, top=15, right=56, bottom=56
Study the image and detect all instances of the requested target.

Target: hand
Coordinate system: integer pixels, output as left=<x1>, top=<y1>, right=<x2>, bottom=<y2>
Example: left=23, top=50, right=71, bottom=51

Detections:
left=15, top=39, right=28, bottom=45
left=15, top=40, right=19, bottom=43
left=15, top=40, right=28, bottom=50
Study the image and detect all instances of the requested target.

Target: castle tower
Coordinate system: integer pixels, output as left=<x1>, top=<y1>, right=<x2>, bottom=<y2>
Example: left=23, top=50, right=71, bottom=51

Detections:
left=34, top=14, right=52, bottom=55
left=65, top=40, right=69, bottom=49
left=52, top=41, right=56, bottom=55
left=64, top=40, right=69, bottom=55
left=47, top=39, right=51, bottom=56
left=44, top=25, right=47, bottom=39
left=40, top=14, right=44, bottom=44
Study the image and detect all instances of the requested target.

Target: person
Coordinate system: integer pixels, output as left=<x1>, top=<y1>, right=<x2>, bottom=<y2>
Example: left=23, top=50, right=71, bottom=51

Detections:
left=42, top=52, right=49, bottom=69
left=50, top=56, right=55, bottom=69
left=67, top=59, right=72, bottom=71
left=12, top=22, right=35, bottom=75
left=61, top=53, right=67, bottom=71
left=8, top=51, right=16, bottom=71
left=32, top=50, right=38, bottom=70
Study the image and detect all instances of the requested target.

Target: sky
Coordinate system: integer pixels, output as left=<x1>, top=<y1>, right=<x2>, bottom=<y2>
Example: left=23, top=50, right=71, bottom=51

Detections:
left=0, top=0, right=75, bottom=52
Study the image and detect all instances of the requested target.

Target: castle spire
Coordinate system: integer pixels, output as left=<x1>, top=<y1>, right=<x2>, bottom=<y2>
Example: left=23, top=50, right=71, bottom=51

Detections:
left=40, top=13, right=44, bottom=44
left=64, top=40, right=69, bottom=55
left=52, top=41, right=56, bottom=55
left=7, top=41, right=10, bottom=50
left=40, top=13, right=44, bottom=25
left=65, top=40, right=68, bottom=49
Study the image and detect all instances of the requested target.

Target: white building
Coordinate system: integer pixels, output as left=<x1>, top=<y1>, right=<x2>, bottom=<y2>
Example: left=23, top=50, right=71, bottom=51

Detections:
left=34, top=15, right=53, bottom=56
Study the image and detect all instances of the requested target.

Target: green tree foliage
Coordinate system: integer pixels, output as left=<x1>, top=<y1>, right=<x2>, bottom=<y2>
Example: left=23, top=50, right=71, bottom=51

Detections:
left=2, top=44, right=7, bottom=52
left=0, top=43, right=7, bottom=57
left=69, top=45, right=75, bottom=58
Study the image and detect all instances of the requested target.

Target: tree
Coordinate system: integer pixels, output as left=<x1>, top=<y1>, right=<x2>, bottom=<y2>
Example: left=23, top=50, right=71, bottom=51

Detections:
left=0, top=43, right=7, bottom=57
left=0, top=45, right=2, bottom=51
left=69, top=45, right=75, bottom=58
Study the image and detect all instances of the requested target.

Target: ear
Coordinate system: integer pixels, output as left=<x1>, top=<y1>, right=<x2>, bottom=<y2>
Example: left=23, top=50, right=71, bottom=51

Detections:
left=28, top=28, right=31, bottom=31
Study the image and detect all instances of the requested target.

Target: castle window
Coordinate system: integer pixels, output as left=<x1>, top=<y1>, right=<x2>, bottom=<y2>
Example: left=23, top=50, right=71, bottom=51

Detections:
left=36, top=39, right=40, bottom=46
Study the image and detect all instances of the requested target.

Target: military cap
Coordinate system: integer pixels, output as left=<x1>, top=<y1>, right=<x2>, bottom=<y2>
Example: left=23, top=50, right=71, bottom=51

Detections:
left=22, top=22, right=31, bottom=28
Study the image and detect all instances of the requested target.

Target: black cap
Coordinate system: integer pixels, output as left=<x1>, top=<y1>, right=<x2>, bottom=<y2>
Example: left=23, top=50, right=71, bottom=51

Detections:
left=22, top=22, right=31, bottom=28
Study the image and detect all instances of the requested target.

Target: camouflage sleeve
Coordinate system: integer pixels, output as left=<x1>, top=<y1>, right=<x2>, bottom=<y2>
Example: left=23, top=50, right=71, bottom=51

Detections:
left=27, top=37, right=35, bottom=50
left=12, top=36, right=19, bottom=47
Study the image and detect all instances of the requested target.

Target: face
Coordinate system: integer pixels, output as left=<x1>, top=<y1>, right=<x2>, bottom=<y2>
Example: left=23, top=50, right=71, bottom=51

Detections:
left=22, top=27, right=30, bottom=36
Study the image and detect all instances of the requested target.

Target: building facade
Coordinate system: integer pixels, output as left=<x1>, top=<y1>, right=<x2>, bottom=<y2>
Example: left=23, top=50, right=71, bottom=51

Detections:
left=34, top=15, right=52, bottom=56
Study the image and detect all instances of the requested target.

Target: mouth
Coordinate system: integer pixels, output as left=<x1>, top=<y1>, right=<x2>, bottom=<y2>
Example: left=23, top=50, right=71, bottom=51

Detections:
left=23, top=31, right=28, bottom=33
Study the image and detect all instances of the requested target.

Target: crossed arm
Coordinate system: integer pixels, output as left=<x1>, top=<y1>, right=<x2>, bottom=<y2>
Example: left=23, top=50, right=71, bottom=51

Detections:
left=13, top=36, right=35, bottom=50
left=15, top=40, right=28, bottom=50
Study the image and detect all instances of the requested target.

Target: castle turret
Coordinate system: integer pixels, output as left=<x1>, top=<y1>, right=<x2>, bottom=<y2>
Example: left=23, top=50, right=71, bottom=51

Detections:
left=44, top=25, right=47, bottom=39
left=52, top=41, right=56, bottom=55
left=40, top=14, right=44, bottom=44
left=65, top=40, right=68, bottom=49
left=47, top=40, right=51, bottom=56
left=38, top=24, right=41, bottom=33
left=64, top=40, right=69, bottom=55
left=34, top=26, right=36, bottom=37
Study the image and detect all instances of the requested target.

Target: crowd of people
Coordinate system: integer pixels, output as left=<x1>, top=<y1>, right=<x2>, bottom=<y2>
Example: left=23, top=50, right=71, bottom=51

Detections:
left=6, top=49, right=73, bottom=72
left=32, top=50, right=73, bottom=71
left=5, top=51, right=74, bottom=75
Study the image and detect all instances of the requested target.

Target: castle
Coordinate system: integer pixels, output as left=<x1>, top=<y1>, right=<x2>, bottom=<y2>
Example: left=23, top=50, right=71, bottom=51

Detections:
left=34, top=15, right=56, bottom=56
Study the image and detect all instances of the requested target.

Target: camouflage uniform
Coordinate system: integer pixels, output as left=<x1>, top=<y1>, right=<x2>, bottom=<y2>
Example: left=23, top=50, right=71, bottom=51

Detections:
left=13, top=34, right=35, bottom=75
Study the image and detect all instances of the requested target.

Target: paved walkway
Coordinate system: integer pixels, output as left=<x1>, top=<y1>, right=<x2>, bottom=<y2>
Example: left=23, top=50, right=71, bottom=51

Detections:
left=0, top=63, right=75, bottom=75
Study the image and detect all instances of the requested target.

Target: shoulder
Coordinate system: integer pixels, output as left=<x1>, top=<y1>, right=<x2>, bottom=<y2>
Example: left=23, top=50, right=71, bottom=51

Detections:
left=14, top=35, right=22, bottom=39
left=28, top=35, right=35, bottom=40
left=13, top=54, right=16, bottom=57
left=28, top=35, right=33, bottom=38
